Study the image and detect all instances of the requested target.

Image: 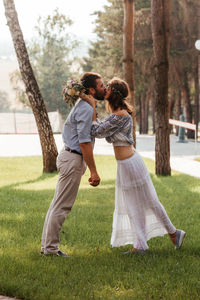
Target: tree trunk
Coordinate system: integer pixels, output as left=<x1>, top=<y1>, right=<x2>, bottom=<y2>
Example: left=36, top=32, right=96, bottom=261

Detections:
left=151, top=92, right=156, bottom=133
left=141, top=94, right=145, bottom=133
left=139, top=93, right=145, bottom=134
left=151, top=0, right=171, bottom=175
left=175, top=89, right=182, bottom=136
left=194, top=63, right=199, bottom=140
left=140, top=92, right=149, bottom=134
left=195, top=2, right=200, bottom=140
left=3, top=0, right=58, bottom=172
left=172, top=62, right=182, bottom=135
left=169, top=91, right=175, bottom=133
left=123, top=0, right=136, bottom=148
left=169, top=92, right=175, bottom=119
left=182, top=70, right=194, bottom=139
left=145, top=90, right=150, bottom=134
left=139, top=94, right=142, bottom=134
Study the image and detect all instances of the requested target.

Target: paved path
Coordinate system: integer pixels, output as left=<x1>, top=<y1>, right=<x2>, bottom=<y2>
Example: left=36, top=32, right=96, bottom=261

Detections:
left=136, top=134, right=200, bottom=178
left=0, top=297, right=20, bottom=300
left=0, top=133, right=199, bottom=178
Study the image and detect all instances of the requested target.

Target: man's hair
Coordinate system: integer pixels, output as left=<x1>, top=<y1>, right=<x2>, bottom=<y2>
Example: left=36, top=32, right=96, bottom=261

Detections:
left=80, top=72, right=101, bottom=94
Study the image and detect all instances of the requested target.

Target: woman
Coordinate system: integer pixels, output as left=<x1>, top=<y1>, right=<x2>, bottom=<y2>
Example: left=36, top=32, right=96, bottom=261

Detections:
left=83, top=77, right=186, bottom=254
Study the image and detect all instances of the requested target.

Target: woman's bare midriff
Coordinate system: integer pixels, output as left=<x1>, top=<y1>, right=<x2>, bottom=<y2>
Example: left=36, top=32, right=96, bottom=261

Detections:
left=113, top=145, right=136, bottom=160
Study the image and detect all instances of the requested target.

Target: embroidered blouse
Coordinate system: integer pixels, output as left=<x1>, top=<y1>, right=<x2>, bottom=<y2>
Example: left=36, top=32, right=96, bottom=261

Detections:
left=91, top=114, right=133, bottom=146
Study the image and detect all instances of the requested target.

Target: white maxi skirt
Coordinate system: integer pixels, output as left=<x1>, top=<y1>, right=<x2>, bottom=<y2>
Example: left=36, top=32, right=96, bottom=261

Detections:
left=111, top=152, right=176, bottom=250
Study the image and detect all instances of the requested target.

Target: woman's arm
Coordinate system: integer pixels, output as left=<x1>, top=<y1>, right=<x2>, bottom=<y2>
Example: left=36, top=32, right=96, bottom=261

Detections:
left=91, top=114, right=120, bottom=138
left=81, top=93, right=122, bottom=139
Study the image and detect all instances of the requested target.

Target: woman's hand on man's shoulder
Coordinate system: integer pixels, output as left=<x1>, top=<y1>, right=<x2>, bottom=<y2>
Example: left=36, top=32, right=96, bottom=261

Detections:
left=81, top=93, right=96, bottom=108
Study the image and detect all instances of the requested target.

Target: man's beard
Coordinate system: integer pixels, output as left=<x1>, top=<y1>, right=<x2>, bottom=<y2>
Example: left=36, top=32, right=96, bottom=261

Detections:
left=94, top=90, right=105, bottom=101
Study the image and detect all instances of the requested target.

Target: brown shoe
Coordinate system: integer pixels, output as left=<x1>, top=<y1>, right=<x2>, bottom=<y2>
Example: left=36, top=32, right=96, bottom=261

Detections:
left=169, top=231, right=176, bottom=246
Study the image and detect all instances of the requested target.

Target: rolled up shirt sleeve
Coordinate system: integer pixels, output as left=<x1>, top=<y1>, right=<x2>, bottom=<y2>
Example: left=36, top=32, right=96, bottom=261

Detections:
left=76, top=103, right=93, bottom=143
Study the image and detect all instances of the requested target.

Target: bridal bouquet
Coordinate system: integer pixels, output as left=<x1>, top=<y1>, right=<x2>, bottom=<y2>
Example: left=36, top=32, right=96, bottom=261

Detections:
left=62, top=80, right=86, bottom=106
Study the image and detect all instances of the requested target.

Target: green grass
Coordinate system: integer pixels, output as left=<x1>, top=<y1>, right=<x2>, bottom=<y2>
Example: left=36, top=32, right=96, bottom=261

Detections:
left=0, top=155, right=200, bottom=300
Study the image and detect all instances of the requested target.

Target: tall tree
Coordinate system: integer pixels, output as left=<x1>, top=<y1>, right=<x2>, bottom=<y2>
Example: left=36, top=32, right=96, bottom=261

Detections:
left=151, top=0, right=171, bottom=175
left=29, top=10, right=77, bottom=117
left=83, top=0, right=153, bottom=133
left=3, top=0, right=58, bottom=172
left=83, top=0, right=124, bottom=81
left=10, top=10, right=77, bottom=118
left=195, top=2, right=200, bottom=139
left=170, top=0, right=199, bottom=138
left=83, top=0, right=198, bottom=139
left=123, top=0, right=136, bottom=147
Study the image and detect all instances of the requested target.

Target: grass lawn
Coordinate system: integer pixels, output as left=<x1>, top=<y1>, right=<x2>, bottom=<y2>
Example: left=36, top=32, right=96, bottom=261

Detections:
left=0, top=155, right=200, bottom=300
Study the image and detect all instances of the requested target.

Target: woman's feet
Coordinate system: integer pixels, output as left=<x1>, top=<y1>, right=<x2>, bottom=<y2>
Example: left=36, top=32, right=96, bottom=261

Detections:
left=169, top=229, right=186, bottom=249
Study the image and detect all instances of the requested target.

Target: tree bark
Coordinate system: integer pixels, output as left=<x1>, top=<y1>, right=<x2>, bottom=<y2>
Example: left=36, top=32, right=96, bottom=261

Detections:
left=194, top=63, right=199, bottom=139
left=139, top=92, right=149, bottom=134
left=151, top=92, right=156, bottom=133
left=195, top=2, right=200, bottom=140
left=169, top=91, right=175, bottom=133
left=151, top=0, right=171, bottom=175
left=139, top=94, right=142, bottom=134
left=145, top=90, right=150, bottom=133
left=182, top=70, right=194, bottom=139
left=3, top=0, right=58, bottom=172
left=123, top=0, right=136, bottom=148
left=175, top=89, right=182, bottom=136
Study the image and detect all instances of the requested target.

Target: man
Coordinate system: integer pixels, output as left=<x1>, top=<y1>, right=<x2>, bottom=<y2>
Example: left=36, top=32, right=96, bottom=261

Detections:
left=41, top=72, right=106, bottom=257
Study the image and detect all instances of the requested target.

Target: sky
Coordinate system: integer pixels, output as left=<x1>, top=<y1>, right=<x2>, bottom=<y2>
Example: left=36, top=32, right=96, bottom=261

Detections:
left=0, top=0, right=108, bottom=43
left=0, top=0, right=109, bottom=105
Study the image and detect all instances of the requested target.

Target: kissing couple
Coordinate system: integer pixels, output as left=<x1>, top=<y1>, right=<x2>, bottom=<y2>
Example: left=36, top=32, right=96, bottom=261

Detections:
left=41, top=72, right=186, bottom=257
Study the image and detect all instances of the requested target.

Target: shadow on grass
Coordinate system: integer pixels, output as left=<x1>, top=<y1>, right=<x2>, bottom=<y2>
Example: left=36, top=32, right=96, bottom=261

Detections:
left=0, top=172, right=200, bottom=249
left=0, top=171, right=58, bottom=191
left=1, top=243, right=200, bottom=300
left=0, top=171, right=200, bottom=299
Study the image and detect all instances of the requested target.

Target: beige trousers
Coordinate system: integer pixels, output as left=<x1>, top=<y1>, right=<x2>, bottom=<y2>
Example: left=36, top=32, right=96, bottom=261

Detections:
left=41, top=148, right=86, bottom=254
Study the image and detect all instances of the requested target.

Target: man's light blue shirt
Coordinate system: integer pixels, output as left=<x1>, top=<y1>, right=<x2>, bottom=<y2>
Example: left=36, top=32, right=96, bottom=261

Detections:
left=62, top=99, right=94, bottom=154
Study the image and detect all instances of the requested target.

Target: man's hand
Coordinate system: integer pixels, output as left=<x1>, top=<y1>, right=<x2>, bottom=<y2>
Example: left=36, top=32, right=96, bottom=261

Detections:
left=88, top=172, right=100, bottom=187
left=80, top=142, right=100, bottom=187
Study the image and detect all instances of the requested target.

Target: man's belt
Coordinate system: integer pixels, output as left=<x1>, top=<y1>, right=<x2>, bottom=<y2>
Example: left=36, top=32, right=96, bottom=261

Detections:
left=65, top=147, right=82, bottom=156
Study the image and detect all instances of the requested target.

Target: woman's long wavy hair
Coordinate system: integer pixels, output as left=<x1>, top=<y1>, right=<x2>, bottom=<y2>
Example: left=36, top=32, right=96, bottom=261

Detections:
left=106, top=78, right=133, bottom=115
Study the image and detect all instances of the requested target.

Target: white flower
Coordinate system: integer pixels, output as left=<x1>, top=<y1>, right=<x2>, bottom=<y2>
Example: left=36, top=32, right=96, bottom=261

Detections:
left=67, top=81, right=72, bottom=89
left=63, top=79, right=86, bottom=106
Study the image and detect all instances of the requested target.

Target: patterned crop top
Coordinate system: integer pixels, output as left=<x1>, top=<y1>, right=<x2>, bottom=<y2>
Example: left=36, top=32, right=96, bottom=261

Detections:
left=91, top=114, right=133, bottom=146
